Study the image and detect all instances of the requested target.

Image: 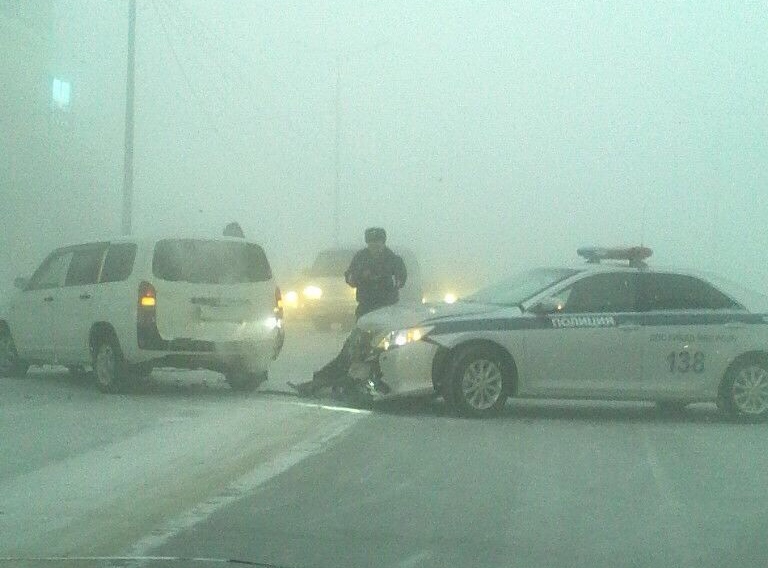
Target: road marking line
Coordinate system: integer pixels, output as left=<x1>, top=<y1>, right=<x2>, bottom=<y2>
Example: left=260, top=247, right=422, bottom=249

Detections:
left=397, top=549, right=433, bottom=567
left=125, top=415, right=360, bottom=560
left=287, top=400, right=372, bottom=414
left=641, top=427, right=696, bottom=568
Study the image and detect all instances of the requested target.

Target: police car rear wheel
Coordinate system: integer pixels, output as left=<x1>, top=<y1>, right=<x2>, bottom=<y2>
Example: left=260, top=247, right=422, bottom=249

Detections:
left=720, top=359, right=768, bottom=421
left=447, top=346, right=509, bottom=417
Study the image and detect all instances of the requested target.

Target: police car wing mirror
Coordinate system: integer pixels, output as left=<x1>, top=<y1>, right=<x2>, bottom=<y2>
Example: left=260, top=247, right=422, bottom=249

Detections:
left=13, top=277, right=29, bottom=290
left=529, top=297, right=563, bottom=315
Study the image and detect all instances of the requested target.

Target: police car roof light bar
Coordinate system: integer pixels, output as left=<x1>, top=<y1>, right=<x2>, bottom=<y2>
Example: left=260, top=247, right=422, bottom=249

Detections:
left=576, top=246, right=653, bottom=267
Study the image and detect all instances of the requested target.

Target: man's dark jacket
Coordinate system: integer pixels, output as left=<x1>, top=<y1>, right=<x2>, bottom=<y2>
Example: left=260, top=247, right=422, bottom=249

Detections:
left=344, top=247, right=407, bottom=314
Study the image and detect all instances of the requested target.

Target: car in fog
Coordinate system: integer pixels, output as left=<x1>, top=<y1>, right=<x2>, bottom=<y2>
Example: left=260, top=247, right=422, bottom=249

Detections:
left=349, top=247, right=768, bottom=420
left=0, top=236, right=284, bottom=392
left=285, top=247, right=423, bottom=329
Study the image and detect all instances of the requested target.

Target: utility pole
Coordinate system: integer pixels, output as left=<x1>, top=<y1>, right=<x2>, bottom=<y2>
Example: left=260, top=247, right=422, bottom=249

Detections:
left=331, top=43, right=385, bottom=246
left=333, top=57, right=341, bottom=246
left=122, top=0, right=136, bottom=235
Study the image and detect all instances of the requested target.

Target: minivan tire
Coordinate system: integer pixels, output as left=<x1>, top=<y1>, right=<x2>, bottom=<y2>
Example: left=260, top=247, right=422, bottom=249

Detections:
left=93, top=335, right=128, bottom=394
left=226, top=370, right=267, bottom=392
left=0, top=326, right=29, bottom=378
left=655, top=401, right=688, bottom=414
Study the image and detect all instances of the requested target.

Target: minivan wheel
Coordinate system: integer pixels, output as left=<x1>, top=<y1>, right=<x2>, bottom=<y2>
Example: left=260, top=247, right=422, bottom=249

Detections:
left=446, top=345, right=509, bottom=418
left=67, top=365, right=88, bottom=379
left=226, top=370, right=267, bottom=392
left=0, top=327, right=29, bottom=378
left=93, top=336, right=127, bottom=394
left=718, top=358, right=768, bottom=422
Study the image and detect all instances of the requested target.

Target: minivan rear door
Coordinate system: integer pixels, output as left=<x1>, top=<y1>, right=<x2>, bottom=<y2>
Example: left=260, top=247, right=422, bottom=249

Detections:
left=150, top=239, right=275, bottom=345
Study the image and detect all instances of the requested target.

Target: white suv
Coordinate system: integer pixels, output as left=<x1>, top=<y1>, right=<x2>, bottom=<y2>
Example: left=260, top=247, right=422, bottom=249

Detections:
left=0, top=236, right=284, bottom=392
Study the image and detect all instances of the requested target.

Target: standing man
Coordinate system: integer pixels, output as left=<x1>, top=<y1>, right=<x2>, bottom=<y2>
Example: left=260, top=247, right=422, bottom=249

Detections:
left=346, top=227, right=407, bottom=319
left=290, top=227, right=407, bottom=396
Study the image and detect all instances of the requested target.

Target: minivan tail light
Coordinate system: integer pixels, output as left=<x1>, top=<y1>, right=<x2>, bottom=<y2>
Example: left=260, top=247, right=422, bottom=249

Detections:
left=139, top=281, right=156, bottom=308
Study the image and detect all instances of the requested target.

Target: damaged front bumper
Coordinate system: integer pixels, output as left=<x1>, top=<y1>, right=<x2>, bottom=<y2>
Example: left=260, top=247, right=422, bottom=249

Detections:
left=347, top=329, right=439, bottom=400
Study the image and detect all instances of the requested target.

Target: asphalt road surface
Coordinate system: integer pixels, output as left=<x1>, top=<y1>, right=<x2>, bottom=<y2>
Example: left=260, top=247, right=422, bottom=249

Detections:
left=2, top=319, right=768, bottom=568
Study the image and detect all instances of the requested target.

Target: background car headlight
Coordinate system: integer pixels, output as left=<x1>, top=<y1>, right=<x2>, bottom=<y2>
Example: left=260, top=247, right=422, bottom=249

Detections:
left=283, top=290, right=299, bottom=307
left=303, top=285, right=322, bottom=299
left=443, top=292, right=458, bottom=304
left=376, top=326, right=433, bottom=351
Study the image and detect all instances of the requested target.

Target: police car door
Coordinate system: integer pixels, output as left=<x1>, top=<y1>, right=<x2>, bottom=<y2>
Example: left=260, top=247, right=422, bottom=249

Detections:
left=522, top=272, right=643, bottom=396
left=637, top=272, right=745, bottom=398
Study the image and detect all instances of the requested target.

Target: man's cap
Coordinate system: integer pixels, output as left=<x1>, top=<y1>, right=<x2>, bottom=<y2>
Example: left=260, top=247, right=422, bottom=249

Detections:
left=365, top=227, right=386, bottom=243
left=223, top=222, right=245, bottom=238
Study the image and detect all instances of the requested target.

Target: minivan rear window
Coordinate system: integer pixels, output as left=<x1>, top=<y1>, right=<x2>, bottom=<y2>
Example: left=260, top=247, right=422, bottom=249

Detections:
left=152, top=239, right=272, bottom=284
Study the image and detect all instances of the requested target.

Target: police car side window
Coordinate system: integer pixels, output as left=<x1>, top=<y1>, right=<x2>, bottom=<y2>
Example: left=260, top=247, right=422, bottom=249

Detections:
left=639, top=274, right=741, bottom=311
left=560, top=273, right=637, bottom=314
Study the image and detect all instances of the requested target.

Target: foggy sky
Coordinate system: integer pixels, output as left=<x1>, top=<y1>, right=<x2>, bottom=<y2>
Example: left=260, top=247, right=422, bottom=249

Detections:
left=3, top=0, right=767, bottom=291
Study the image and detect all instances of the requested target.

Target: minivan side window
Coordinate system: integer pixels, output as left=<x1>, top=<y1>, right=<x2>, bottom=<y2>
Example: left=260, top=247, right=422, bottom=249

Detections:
left=65, top=246, right=107, bottom=287
left=27, top=251, right=73, bottom=290
left=100, top=243, right=138, bottom=283
left=639, top=273, right=742, bottom=311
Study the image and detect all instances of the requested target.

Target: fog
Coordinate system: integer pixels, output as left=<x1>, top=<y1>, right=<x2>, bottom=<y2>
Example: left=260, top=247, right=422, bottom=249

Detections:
left=3, top=0, right=767, bottom=291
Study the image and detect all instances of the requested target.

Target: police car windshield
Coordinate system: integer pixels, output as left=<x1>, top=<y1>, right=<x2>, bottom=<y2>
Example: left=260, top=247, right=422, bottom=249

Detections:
left=464, top=268, right=579, bottom=306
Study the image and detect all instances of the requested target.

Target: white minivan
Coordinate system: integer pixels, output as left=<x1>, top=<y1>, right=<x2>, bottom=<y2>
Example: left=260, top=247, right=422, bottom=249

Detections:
left=0, top=236, right=284, bottom=392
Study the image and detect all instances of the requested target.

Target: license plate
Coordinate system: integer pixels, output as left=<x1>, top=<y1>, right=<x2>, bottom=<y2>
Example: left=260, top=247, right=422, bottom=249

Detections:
left=198, top=305, right=246, bottom=322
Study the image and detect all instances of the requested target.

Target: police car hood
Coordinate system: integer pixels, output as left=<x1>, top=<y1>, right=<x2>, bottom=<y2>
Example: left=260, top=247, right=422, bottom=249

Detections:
left=357, top=301, right=513, bottom=332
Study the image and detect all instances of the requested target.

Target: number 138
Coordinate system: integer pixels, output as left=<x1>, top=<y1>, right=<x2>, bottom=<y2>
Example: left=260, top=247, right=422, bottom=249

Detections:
left=667, top=351, right=704, bottom=373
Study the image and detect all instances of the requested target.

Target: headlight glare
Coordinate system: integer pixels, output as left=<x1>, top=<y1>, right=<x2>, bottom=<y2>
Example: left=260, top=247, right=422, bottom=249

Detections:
left=376, top=326, right=433, bottom=351
left=303, top=285, right=322, bottom=299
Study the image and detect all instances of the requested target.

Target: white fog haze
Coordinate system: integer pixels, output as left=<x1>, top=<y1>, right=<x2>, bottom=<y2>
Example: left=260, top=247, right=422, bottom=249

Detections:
left=3, top=0, right=767, bottom=290
left=5, top=3, right=768, bottom=566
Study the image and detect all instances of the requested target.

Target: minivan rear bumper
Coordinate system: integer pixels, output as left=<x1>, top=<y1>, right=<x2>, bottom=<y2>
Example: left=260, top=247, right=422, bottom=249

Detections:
left=138, top=337, right=281, bottom=373
left=138, top=321, right=283, bottom=357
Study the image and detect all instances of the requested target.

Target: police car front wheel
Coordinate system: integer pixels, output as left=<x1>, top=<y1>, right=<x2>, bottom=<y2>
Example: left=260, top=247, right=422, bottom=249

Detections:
left=445, top=345, right=510, bottom=418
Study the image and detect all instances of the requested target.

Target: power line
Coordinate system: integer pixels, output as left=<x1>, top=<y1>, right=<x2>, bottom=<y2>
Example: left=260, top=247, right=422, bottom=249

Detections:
left=158, top=0, right=244, bottom=108
left=150, top=0, right=199, bottom=119
left=150, top=0, right=254, bottom=147
left=163, top=0, right=287, bottom=94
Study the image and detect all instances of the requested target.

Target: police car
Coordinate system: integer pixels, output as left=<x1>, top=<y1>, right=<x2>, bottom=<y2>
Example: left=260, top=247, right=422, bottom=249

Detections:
left=351, top=247, right=768, bottom=420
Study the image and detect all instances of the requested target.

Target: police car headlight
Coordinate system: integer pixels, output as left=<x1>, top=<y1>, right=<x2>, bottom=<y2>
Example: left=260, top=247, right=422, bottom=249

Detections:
left=376, top=326, right=433, bottom=351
